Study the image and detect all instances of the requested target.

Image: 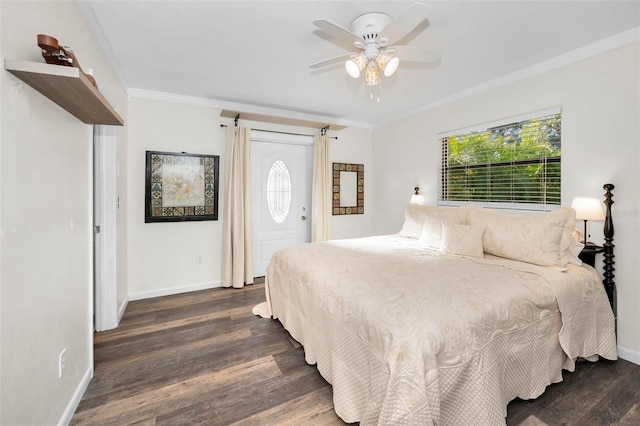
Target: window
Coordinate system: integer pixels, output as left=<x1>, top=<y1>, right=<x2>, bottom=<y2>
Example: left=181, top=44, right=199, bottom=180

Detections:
left=266, top=160, right=291, bottom=223
left=439, top=109, right=561, bottom=210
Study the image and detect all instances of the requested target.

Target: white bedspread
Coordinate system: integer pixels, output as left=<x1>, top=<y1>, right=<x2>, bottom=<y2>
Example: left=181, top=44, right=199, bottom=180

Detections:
left=265, top=235, right=617, bottom=425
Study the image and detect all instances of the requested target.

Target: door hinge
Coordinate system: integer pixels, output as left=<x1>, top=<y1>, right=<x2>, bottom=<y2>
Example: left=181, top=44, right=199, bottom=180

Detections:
left=94, top=225, right=101, bottom=234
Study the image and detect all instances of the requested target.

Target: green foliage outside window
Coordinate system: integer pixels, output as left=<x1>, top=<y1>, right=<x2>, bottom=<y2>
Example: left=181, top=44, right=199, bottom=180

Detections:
left=442, top=113, right=561, bottom=206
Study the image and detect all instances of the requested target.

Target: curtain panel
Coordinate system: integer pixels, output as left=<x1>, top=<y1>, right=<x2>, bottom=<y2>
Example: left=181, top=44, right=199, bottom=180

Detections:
left=311, top=135, right=332, bottom=242
left=222, top=126, right=253, bottom=288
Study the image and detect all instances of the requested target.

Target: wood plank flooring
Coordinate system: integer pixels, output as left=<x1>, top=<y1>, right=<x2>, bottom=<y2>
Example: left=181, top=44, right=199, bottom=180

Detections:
left=71, top=282, right=640, bottom=425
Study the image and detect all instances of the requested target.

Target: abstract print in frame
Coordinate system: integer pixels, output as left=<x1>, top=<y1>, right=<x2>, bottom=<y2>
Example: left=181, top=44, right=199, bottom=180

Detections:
left=145, top=150, right=220, bottom=223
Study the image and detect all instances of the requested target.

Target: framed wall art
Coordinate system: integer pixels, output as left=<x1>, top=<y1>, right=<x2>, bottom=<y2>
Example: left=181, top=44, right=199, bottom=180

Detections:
left=332, top=162, right=364, bottom=215
left=145, top=150, right=220, bottom=223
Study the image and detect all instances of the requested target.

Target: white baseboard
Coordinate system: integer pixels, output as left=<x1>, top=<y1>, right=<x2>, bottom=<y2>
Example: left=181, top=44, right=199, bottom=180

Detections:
left=57, top=366, right=92, bottom=426
left=129, top=280, right=222, bottom=301
left=617, top=345, right=640, bottom=366
left=117, top=296, right=129, bottom=323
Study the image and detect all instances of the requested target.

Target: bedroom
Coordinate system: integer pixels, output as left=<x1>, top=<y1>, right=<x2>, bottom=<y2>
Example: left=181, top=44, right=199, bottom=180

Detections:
left=1, top=1, right=638, bottom=425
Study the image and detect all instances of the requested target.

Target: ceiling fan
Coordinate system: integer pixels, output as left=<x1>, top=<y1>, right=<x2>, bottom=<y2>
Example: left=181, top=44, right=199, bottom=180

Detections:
left=310, top=3, right=441, bottom=100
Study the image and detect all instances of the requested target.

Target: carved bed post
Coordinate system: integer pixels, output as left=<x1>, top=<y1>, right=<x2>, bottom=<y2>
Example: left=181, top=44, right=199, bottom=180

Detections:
left=602, top=184, right=615, bottom=320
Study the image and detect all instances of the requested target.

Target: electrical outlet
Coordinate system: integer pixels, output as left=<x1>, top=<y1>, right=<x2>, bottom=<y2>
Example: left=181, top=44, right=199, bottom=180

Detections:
left=196, top=254, right=203, bottom=264
left=58, top=349, right=67, bottom=378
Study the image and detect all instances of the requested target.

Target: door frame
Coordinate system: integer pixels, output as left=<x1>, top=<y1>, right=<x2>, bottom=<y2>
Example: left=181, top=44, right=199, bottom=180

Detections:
left=93, top=125, right=118, bottom=331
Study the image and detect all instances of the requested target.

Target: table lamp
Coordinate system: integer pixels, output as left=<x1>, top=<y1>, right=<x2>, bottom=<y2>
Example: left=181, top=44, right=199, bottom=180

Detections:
left=571, top=196, right=605, bottom=244
left=410, top=187, right=425, bottom=205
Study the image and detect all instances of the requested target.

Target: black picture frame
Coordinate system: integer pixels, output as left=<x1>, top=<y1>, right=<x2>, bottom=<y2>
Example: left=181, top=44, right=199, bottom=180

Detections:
left=145, top=150, right=220, bottom=223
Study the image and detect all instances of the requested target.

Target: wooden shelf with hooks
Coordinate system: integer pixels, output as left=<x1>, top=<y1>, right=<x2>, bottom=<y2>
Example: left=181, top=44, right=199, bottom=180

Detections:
left=4, top=59, right=124, bottom=126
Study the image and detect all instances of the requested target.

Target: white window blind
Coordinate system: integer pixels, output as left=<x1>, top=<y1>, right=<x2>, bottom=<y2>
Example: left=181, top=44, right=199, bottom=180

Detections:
left=439, top=110, right=561, bottom=211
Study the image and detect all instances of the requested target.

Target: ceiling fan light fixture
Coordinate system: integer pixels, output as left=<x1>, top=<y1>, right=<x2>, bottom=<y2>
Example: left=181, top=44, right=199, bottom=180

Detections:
left=345, top=55, right=367, bottom=78
left=313, top=3, right=439, bottom=100
left=377, top=54, right=400, bottom=77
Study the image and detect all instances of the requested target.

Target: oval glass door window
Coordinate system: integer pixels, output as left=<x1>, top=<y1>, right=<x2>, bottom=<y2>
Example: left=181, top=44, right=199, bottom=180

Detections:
left=266, top=160, right=291, bottom=223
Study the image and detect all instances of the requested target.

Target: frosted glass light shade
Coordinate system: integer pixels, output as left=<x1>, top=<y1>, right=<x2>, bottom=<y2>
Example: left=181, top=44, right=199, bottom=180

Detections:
left=377, top=55, right=400, bottom=77
left=364, top=65, right=380, bottom=86
left=345, top=55, right=367, bottom=78
left=384, top=57, right=400, bottom=76
left=571, top=197, right=605, bottom=220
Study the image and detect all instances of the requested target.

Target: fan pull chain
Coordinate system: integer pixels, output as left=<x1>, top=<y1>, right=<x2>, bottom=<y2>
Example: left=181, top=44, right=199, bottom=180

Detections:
left=369, top=84, right=381, bottom=102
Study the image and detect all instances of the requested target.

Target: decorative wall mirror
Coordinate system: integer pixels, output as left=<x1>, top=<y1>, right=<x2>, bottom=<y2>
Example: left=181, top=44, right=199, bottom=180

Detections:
left=332, top=162, right=364, bottom=215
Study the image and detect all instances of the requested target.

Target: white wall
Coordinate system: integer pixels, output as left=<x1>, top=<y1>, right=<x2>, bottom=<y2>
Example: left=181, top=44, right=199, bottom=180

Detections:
left=127, top=96, right=373, bottom=297
left=330, top=126, right=374, bottom=239
left=372, top=43, right=640, bottom=362
left=127, top=98, right=224, bottom=298
left=0, top=1, right=127, bottom=424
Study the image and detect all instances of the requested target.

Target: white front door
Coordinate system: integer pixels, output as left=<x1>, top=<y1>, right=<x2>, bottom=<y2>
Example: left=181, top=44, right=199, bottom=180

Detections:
left=251, top=131, right=312, bottom=277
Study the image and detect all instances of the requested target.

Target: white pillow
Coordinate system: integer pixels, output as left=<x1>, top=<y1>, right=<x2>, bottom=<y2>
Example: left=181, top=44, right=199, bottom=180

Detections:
left=440, top=224, right=485, bottom=258
left=399, top=204, right=430, bottom=239
left=419, top=215, right=446, bottom=249
left=415, top=207, right=469, bottom=248
left=400, top=204, right=468, bottom=240
left=566, top=228, right=585, bottom=265
left=466, top=207, right=576, bottom=267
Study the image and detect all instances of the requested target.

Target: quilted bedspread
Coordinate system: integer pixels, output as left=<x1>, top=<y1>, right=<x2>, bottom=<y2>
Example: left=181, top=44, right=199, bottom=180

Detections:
left=265, top=235, right=617, bottom=425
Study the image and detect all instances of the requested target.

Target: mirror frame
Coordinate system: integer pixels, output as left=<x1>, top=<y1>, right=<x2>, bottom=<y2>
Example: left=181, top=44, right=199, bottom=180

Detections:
left=332, top=162, right=364, bottom=215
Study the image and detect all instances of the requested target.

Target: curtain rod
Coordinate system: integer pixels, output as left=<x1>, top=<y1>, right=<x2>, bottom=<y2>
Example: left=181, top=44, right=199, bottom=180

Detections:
left=220, top=124, right=338, bottom=140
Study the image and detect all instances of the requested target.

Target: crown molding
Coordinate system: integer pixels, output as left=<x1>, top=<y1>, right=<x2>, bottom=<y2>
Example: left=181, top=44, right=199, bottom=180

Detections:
left=379, top=27, right=640, bottom=127
left=82, top=0, right=637, bottom=132
left=127, top=88, right=372, bottom=130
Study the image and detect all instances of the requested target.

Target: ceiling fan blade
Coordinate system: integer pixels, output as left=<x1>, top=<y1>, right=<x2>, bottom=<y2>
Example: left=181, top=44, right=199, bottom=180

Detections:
left=310, top=53, right=356, bottom=69
left=313, top=18, right=361, bottom=51
left=378, top=3, right=430, bottom=43
left=391, top=45, right=442, bottom=63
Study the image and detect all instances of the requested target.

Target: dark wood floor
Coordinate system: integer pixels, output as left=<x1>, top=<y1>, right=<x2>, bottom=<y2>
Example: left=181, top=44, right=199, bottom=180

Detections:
left=71, top=282, right=640, bottom=425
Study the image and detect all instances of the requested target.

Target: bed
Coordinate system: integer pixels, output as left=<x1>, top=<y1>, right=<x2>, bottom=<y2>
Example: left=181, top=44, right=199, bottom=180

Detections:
left=264, top=187, right=617, bottom=425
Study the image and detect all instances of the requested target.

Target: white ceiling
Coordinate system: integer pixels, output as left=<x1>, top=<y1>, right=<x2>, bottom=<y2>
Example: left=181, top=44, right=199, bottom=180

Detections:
left=84, top=1, right=640, bottom=126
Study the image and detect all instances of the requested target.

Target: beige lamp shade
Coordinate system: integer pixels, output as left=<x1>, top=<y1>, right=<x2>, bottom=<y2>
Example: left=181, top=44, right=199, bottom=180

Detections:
left=410, top=186, right=425, bottom=205
left=571, top=197, right=605, bottom=220
left=410, top=194, right=425, bottom=205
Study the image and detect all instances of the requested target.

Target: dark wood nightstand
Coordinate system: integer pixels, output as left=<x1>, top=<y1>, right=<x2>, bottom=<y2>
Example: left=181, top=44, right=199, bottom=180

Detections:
left=578, top=242, right=604, bottom=267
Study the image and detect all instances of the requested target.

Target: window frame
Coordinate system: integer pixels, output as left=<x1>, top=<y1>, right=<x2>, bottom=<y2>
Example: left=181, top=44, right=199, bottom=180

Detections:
left=438, top=107, right=562, bottom=212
